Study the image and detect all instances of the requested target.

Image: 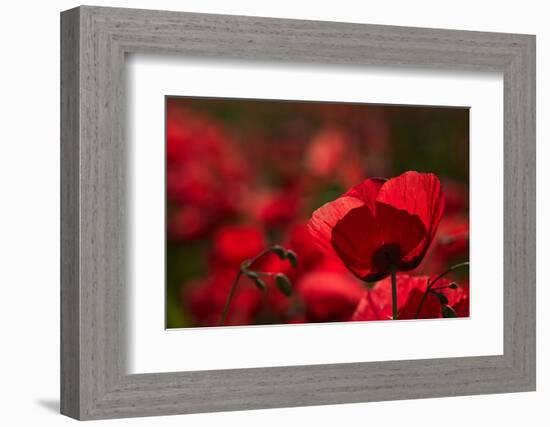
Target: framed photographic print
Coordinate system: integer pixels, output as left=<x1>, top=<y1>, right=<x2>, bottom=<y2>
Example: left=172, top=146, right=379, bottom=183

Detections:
left=60, top=6, right=536, bottom=420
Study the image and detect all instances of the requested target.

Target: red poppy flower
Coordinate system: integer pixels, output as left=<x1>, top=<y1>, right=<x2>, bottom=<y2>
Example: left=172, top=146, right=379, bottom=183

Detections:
left=351, top=274, right=469, bottom=321
left=307, top=171, right=445, bottom=281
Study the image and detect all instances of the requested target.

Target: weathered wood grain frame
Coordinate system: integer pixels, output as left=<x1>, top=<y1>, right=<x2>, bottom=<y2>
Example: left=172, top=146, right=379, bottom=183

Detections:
left=60, top=5, right=536, bottom=420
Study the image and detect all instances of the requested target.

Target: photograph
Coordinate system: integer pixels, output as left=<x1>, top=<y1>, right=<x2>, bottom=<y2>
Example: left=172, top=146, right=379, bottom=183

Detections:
left=165, top=97, right=470, bottom=328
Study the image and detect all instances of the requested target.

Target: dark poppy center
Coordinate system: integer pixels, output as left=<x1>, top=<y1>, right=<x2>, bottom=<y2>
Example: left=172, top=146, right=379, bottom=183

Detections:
left=372, top=243, right=402, bottom=272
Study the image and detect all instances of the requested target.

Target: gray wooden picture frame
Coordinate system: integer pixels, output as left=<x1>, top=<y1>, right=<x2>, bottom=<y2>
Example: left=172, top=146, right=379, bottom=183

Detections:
left=60, top=5, right=536, bottom=421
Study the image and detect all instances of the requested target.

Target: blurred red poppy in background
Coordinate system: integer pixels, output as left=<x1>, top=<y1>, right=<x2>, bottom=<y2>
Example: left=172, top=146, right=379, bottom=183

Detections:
left=166, top=101, right=249, bottom=241
left=307, top=171, right=445, bottom=281
left=184, top=269, right=262, bottom=327
left=211, top=224, right=266, bottom=268
left=296, top=270, right=364, bottom=322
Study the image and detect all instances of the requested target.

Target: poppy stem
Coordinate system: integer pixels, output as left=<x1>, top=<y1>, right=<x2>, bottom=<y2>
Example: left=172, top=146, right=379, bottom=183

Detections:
left=414, top=261, right=470, bottom=319
left=219, top=270, right=243, bottom=326
left=256, top=272, right=276, bottom=277
left=390, top=265, right=398, bottom=320
left=218, top=245, right=299, bottom=326
left=219, top=248, right=277, bottom=326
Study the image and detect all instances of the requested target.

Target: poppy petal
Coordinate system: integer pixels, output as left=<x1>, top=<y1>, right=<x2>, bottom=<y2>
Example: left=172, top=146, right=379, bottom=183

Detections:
left=351, top=282, right=393, bottom=321
left=376, top=171, right=444, bottom=235
left=376, top=171, right=445, bottom=264
left=375, top=202, right=427, bottom=269
left=307, top=196, right=365, bottom=259
left=344, top=177, right=386, bottom=211
left=331, top=205, right=384, bottom=279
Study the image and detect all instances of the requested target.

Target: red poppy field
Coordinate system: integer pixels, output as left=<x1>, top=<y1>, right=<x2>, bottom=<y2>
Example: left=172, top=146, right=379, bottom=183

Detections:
left=166, top=97, right=469, bottom=328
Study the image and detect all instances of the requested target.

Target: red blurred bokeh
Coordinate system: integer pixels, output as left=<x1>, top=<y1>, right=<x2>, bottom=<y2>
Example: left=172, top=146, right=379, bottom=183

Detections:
left=166, top=97, right=470, bottom=328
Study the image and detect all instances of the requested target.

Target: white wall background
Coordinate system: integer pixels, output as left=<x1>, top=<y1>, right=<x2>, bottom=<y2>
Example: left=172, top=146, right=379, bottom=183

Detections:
left=0, top=0, right=546, bottom=425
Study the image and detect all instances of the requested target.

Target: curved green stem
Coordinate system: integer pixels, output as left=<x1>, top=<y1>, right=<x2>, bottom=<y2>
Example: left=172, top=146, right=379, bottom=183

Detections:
left=256, top=272, right=276, bottom=277
left=218, top=270, right=242, bottom=326
left=218, top=245, right=294, bottom=326
left=413, top=285, right=430, bottom=320
left=240, top=246, right=278, bottom=270
left=428, top=262, right=469, bottom=289
left=414, top=261, right=469, bottom=319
